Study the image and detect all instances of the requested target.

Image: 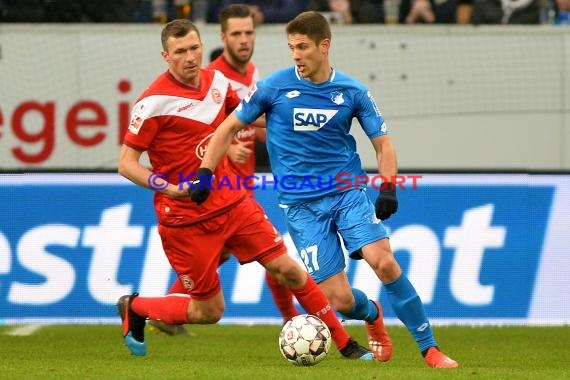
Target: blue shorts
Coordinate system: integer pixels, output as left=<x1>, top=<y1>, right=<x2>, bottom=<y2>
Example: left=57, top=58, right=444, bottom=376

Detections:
left=282, top=189, right=389, bottom=283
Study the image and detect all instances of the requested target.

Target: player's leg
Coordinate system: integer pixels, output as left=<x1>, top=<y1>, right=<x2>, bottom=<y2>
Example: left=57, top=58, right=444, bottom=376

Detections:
left=339, top=190, right=458, bottom=368
left=118, top=222, right=226, bottom=356
left=282, top=198, right=386, bottom=360
left=147, top=278, right=190, bottom=336
left=264, top=267, right=301, bottom=323
left=118, top=290, right=226, bottom=355
left=148, top=248, right=233, bottom=336
left=317, top=270, right=392, bottom=362
left=225, top=198, right=373, bottom=360
left=332, top=189, right=398, bottom=361
left=117, top=292, right=192, bottom=356
left=262, top=254, right=373, bottom=360
left=360, top=239, right=458, bottom=368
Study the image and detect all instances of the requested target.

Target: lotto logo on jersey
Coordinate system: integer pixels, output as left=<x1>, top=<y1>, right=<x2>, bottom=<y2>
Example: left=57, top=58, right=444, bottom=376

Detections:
left=293, top=108, right=338, bottom=131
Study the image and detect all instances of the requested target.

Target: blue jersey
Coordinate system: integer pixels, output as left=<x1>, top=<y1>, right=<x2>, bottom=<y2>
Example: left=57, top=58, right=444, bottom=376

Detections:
left=234, top=66, right=387, bottom=205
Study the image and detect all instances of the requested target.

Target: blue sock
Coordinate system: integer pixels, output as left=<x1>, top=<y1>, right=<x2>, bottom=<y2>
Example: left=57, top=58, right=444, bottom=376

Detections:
left=340, top=288, right=379, bottom=323
left=385, top=274, right=437, bottom=353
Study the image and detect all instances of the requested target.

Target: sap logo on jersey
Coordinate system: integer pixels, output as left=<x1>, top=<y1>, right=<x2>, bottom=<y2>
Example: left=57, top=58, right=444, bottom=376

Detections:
left=293, top=108, right=338, bottom=131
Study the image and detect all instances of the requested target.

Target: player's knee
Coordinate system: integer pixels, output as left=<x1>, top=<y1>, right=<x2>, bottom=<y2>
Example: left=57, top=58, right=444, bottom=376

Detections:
left=190, top=301, right=225, bottom=324
left=277, top=263, right=306, bottom=288
left=328, top=292, right=355, bottom=314
left=203, top=312, right=223, bottom=324
left=373, top=257, right=401, bottom=283
left=193, top=308, right=224, bottom=324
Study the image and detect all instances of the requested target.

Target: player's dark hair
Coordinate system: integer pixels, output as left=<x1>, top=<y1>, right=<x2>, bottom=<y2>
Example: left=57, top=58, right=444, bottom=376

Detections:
left=286, top=11, right=331, bottom=45
left=161, top=19, right=201, bottom=51
left=219, top=4, right=254, bottom=32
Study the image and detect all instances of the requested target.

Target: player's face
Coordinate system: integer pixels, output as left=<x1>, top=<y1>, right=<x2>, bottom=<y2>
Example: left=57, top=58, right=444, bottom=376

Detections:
left=221, top=17, right=255, bottom=65
left=287, top=34, right=330, bottom=83
left=162, top=31, right=203, bottom=87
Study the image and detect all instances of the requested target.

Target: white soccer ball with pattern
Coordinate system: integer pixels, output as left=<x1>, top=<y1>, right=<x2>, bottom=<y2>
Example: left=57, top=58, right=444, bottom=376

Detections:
left=278, top=314, right=332, bottom=366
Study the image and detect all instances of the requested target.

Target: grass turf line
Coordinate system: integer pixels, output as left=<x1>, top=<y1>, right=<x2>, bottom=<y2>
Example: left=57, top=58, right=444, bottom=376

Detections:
left=0, top=325, right=568, bottom=380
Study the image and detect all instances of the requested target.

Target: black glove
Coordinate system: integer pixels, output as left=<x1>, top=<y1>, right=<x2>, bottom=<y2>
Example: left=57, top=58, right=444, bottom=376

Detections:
left=188, top=168, right=214, bottom=205
left=375, top=183, right=398, bottom=220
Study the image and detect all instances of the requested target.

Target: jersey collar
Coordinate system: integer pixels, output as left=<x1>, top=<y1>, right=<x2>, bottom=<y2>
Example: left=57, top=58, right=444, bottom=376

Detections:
left=294, top=67, right=336, bottom=83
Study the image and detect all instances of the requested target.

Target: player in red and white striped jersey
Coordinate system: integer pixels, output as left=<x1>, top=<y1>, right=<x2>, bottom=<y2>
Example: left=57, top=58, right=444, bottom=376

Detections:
left=148, top=5, right=299, bottom=337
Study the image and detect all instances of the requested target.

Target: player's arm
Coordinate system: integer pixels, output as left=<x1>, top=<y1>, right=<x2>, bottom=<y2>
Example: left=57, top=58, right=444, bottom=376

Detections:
left=251, top=114, right=266, bottom=128
left=202, top=112, right=247, bottom=171
left=189, top=112, right=247, bottom=204
left=370, top=135, right=399, bottom=220
left=118, top=144, right=187, bottom=198
left=190, top=81, right=269, bottom=204
left=206, top=81, right=252, bottom=169
left=357, top=86, right=398, bottom=219
left=370, top=135, right=397, bottom=180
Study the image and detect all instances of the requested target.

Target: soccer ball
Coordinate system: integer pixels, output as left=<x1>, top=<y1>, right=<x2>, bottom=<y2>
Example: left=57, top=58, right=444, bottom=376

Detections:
left=278, top=314, right=332, bottom=366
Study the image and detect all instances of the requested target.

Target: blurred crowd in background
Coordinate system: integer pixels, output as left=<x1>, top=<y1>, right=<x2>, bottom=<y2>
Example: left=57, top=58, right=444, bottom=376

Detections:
left=0, top=0, right=568, bottom=26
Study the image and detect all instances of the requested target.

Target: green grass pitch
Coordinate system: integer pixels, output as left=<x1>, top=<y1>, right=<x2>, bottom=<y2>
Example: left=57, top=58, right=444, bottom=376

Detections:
left=0, top=324, right=568, bottom=379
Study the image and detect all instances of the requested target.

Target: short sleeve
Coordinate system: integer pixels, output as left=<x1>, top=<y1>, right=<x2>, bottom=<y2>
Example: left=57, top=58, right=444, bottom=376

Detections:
left=234, top=81, right=272, bottom=125
left=354, top=88, right=387, bottom=139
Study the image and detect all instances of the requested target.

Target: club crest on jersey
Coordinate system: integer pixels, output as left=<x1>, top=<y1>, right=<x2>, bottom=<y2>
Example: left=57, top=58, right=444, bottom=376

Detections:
left=180, top=275, right=194, bottom=291
left=195, top=132, right=215, bottom=160
left=330, top=91, right=344, bottom=105
left=293, top=108, right=338, bottom=131
left=211, top=88, right=223, bottom=104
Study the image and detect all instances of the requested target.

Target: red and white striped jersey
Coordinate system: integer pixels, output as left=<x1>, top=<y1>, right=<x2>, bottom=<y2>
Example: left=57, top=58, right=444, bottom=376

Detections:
left=123, top=69, right=244, bottom=226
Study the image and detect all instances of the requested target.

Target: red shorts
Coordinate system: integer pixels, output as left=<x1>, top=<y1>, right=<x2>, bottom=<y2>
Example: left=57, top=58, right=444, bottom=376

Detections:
left=158, top=197, right=286, bottom=300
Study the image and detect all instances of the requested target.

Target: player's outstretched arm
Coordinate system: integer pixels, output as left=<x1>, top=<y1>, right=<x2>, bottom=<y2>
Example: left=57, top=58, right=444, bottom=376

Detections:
left=189, top=112, right=247, bottom=204
left=202, top=112, right=246, bottom=171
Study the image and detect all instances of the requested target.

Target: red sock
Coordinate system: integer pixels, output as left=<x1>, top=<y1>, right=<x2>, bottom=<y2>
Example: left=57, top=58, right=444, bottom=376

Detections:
left=289, top=275, right=350, bottom=350
left=265, top=271, right=301, bottom=322
left=132, top=295, right=191, bottom=324
left=168, top=278, right=186, bottom=294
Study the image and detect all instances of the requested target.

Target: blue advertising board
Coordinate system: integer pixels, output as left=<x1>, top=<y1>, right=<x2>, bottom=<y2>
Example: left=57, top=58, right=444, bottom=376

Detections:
left=0, top=174, right=568, bottom=325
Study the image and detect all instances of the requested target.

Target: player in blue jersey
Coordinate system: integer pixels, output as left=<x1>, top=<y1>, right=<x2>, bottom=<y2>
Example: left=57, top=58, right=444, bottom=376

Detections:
left=190, top=11, right=458, bottom=368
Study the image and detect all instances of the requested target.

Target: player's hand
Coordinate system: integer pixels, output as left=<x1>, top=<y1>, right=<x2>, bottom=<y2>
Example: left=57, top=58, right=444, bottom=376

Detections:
left=375, top=183, right=398, bottom=220
left=228, top=141, right=254, bottom=165
left=188, top=168, right=214, bottom=205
